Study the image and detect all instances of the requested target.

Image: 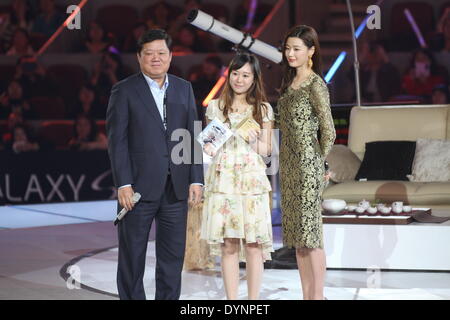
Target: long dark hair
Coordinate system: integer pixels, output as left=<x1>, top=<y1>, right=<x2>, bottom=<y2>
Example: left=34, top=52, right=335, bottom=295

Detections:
left=280, top=25, right=323, bottom=95
left=218, top=52, right=267, bottom=127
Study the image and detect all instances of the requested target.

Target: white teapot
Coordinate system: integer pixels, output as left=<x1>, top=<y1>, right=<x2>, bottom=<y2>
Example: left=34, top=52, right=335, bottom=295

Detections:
left=358, top=199, right=370, bottom=210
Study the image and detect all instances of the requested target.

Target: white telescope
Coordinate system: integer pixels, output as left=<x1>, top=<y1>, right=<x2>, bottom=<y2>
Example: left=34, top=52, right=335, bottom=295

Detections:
left=187, top=9, right=282, bottom=64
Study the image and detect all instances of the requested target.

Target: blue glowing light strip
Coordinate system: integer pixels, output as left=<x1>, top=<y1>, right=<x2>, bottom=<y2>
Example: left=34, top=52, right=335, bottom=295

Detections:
left=324, top=12, right=372, bottom=83
left=324, top=51, right=347, bottom=83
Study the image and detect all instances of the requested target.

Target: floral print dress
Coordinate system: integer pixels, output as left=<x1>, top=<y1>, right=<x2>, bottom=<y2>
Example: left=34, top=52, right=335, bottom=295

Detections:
left=201, top=99, right=274, bottom=262
left=276, top=72, right=336, bottom=249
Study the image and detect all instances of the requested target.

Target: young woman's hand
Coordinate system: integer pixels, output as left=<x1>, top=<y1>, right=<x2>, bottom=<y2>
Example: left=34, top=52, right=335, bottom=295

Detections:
left=203, top=142, right=216, bottom=157
left=247, top=128, right=261, bottom=144
left=324, top=171, right=332, bottom=181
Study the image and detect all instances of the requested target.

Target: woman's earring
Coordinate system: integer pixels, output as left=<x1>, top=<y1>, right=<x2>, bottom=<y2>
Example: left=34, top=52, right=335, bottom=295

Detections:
left=308, top=56, right=313, bottom=69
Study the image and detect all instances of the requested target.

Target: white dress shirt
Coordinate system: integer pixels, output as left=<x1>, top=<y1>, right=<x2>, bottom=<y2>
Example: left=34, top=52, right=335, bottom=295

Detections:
left=119, top=73, right=202, bottom=189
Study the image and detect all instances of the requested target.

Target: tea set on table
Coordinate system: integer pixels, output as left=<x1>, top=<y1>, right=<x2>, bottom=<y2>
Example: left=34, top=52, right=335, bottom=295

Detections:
left=322, top=199, right=413, bottom=215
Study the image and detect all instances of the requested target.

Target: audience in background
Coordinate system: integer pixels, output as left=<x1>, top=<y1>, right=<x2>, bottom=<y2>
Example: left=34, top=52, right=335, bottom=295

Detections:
left=173, top=24, right=209, bottom=54
left=232, top=0, right=269, bottom=33
left=0, top=0, right=33, bottom=53
left=68, top=84, right=102, bottom=120
left=145, top=1, right=174, bottom=31
left=190, top=54, right=223, bottom=123
left=1, top=0, right=450, bottom=157
left=348, top=40, right=401, bottom=103
left=79, top=21, right=110, bottom=54
left=6, top=28, right=34, bottom=56
left=122, top=22, right=147, bottom=53
left=168, top=0, right=202, bottom=38
left=68, top=115, right=107, bottom=151
left=433, top=7, right=450, bottom=53
left=0, top=80, right=35, bottom=119
left=7, top=124, right=40, bottom=153
left=31, top=0, right=64, bottom=38
left=431, top=84, right=450, bottom=104
left=13, top=55, right=57, bottom=98
left=401, top=48, right=448, bottom=102
left=90, top=52, right=126, bottom=108
left=2, top=111, right=24, bottom=146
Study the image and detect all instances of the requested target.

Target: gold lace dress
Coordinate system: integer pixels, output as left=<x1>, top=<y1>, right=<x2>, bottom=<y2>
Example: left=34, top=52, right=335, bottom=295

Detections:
left=201, top=99, right=274, bottom=261
left=184, top=202, right=215, bottom=271
left=276, top=72, right=336, bottom=249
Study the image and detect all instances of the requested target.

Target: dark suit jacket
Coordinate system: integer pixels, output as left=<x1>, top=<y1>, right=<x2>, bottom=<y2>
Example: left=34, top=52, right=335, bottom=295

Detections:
left=106, top=72, right=204, bottom=201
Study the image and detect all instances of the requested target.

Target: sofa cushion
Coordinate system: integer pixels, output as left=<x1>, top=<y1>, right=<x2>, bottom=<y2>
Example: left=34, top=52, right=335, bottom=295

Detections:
left=323, top=181, right=450, bottom=205
left=326, top=144, right=361, bottom=183
left=408, top=139, right=450, bottom=182
left=348, top=105, right=449, bottom=160
left=355, top=141, right=416, bottom=181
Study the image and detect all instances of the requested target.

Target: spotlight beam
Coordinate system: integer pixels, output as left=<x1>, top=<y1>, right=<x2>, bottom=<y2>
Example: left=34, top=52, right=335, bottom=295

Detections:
left=36, top=0, right=89, bottom=56
left=404, top=8, right=428, bottom=48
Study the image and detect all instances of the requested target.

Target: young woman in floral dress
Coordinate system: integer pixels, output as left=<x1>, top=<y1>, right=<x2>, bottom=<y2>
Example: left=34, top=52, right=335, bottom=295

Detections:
left=201, top=53, right=274, bottom=300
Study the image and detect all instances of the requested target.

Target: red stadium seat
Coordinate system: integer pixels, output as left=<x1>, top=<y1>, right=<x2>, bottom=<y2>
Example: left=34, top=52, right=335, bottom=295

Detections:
left=47, top=64, right=87, bottom=100
left=39, top=120, right=73, bottom=150
left=96, top=5, right=139, bottom=42
left=29, top=96, right=66, bottom=119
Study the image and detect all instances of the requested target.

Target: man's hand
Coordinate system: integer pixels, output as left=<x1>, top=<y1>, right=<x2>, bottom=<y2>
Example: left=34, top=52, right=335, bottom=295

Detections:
left=118, top=186, right=135, bottom=211
left=189, top=184, right=203, bottom=206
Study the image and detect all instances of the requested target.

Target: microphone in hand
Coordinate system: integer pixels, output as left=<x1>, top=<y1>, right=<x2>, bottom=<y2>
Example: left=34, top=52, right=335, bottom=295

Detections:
left=113, top=192, right=141, bottom=226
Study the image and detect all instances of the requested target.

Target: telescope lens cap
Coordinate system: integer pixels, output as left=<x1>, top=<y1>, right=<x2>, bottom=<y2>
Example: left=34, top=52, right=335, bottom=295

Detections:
left=187, top=9, right=198, bottom=22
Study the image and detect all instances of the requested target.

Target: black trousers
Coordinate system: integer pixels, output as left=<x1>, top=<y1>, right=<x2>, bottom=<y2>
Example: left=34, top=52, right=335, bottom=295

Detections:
left=116, top=174, right=188, bottom=300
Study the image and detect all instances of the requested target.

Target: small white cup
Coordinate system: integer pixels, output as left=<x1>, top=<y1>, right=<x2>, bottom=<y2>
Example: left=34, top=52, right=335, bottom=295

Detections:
left=355, top=206, right=366, bottom=214
left=367, top=207, right=377, bottom=214
left=392, top=201, right=403, bottom=214
left=380, top=206, right=392, bottom=214
left=376, top=203, right=386, bottom=211
left=403, top=205, right=412, bottom=213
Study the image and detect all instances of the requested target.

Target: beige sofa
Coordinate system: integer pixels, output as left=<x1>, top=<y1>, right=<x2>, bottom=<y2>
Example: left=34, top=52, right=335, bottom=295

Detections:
left=323, top=104, right=450, bottom=215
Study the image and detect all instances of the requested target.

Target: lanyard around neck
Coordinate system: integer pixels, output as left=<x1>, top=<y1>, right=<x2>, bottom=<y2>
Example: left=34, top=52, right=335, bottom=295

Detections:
left=163, top=90, right=167, bottom=130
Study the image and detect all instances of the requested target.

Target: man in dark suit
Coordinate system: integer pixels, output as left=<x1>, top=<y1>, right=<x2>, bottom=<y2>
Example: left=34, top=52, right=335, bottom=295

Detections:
left=106, top=29, right=204, bottom=300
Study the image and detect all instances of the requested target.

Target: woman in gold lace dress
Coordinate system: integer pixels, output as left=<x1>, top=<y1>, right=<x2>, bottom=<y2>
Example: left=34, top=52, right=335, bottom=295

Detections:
left=201, top=53, right=274, bottom=300
left=276, top=25, right=336, bottom=300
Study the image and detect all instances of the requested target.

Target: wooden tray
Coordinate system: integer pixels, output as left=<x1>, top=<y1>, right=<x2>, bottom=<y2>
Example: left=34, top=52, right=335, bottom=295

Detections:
left=322, top=209, right=432, bottom=225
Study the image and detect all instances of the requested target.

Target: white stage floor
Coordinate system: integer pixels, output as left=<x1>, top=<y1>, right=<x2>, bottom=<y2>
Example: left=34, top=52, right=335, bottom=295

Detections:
left=1, top=200, right=449, bottom=300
